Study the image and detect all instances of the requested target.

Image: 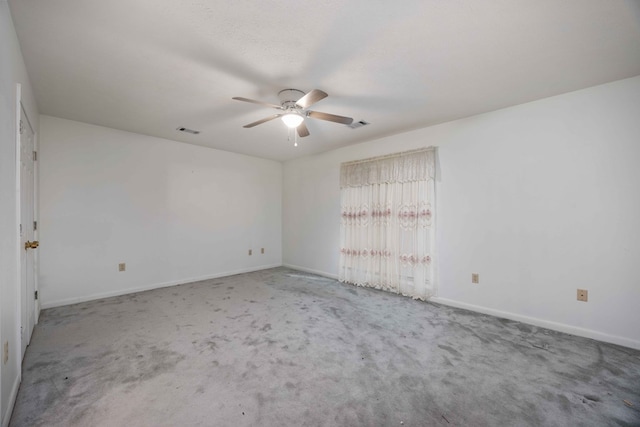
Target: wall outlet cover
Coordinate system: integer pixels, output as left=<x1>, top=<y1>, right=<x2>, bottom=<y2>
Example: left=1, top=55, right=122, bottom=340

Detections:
left=577, top=289, right=588, bottom=302
left=118, top=263, right=126, bottom=272
left=472, top=273, right=479, bottom=284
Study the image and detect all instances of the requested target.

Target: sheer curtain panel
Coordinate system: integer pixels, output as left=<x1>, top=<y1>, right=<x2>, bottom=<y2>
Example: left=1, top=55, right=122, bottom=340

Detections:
left=339, top=148, right=436, bottom=299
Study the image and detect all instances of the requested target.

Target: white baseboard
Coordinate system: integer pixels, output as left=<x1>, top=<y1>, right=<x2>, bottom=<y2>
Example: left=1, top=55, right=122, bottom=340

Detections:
left=2, top=373, right=20, bottom=427
left=41, top=264, right=282, bottom=309
left=430, top=297, right=640, bottom=351
left=282, top=264, right=338, bottom=280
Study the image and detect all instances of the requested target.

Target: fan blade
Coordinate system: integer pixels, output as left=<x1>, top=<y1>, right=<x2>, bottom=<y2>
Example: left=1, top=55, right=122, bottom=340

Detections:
left=243, top=115, right=281, bottom=128
left=307, top=110, right=353, bottom=125
left=233, top=97, right=282, bottom=110
left=295, top=89, right=328, bottom=109
left=297, top=122, right=310, bottom=138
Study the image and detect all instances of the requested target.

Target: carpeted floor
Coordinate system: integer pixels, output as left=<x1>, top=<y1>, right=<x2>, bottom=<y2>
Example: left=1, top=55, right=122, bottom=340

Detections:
left=10, top=267, right=640, bottom=426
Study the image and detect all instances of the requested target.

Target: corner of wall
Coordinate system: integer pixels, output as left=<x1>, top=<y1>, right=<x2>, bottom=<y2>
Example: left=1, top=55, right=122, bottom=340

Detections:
left=1, top=374, right=20, bottom=427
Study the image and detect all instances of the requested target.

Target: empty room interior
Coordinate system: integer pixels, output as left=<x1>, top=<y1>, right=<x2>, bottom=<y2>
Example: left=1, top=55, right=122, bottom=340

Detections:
left=1, top=1, right=640, bottom=426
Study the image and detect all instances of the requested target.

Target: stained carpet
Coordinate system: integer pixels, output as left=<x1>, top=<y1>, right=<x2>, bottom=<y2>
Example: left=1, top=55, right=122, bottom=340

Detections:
left=10, top=267, right=640, bottom=426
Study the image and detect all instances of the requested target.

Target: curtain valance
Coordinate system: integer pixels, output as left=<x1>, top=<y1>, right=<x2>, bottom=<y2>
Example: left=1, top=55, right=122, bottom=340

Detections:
left=340, top=148, right=435, bottom=188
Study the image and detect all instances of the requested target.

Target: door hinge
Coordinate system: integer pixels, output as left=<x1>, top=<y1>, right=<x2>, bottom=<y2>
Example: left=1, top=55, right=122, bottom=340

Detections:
left=19, top=119, right=24, bottom=135
left=19, top=223, right=22, bottom=235
left=33, top=221, right=37, bottom=231
left=34, top=291, right=38, bottom=300
left=33, top=151, right=37, bottom=161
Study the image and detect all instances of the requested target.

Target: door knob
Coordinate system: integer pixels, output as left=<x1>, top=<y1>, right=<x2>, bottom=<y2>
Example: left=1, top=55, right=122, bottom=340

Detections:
left=24, top=240, right=39, bottom=250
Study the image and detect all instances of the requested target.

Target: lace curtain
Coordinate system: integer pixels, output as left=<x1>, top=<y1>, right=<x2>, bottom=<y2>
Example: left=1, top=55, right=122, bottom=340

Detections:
left=339, top=148, right=436, bottom=299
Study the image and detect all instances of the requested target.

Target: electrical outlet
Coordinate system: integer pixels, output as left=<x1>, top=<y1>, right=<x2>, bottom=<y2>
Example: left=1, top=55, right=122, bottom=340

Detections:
left=248, top=249, right=252, bottom=256
left=261, top=248, right=265, bottom=254
left=471, top=273, right=479, bottom=284
left=118, top=263, right=126, bottom=272
left=3, top=341, right=8, bottom=364
left=577, top=289, right=588, bottom=302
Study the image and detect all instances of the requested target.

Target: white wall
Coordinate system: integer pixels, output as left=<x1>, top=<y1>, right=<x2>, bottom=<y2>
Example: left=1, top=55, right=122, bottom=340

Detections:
left=39, top=116, right=282, bottom=307
left=0, top=2, right=39, bottom=425
left=283, top=76, right=640, bottom=350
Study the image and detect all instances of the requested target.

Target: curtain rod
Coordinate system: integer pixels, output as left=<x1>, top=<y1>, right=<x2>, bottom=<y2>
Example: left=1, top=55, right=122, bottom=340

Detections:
left=341, top=147, right=434, bottom=167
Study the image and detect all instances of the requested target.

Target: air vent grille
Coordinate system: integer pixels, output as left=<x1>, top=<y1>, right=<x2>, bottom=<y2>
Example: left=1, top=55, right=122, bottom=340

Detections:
left=177, top=127, right=200, bottom=135
left=348, top=120, right=370, bottom=129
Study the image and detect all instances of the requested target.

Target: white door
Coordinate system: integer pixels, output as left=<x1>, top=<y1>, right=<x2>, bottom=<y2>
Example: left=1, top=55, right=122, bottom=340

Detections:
left=19, top=104, right=37, bottom=359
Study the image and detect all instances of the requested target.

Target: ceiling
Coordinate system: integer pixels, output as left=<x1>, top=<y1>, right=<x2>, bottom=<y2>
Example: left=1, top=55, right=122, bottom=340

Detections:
left=9, top=0, right=640, bottom=162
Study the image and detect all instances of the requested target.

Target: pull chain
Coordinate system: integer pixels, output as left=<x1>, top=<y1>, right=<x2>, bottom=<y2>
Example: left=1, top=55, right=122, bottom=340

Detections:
left=286, top=127, right=298, bottom=147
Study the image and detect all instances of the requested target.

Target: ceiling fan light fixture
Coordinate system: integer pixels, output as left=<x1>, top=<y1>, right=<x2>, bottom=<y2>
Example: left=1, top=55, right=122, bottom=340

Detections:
left=281, top=113, right=304, bottom=128
left=233, top=89, right=353, bottom=137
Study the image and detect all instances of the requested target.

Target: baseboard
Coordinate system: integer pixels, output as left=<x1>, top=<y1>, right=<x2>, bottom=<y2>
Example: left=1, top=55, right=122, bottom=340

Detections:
left=41, top=264, right=282, bottom=309
left=282, top=264, right=338, bottom=280
left=2, top=373, right=20, bottom=427
left=430, top=297, right=640, bottom=351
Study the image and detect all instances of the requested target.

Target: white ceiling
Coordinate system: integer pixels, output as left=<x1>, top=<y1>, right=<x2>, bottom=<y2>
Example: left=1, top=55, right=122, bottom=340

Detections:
left=9, top=0, right=640, bottom=161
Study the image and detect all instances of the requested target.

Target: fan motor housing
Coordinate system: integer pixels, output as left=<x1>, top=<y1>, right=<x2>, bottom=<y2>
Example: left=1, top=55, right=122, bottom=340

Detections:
left=278, top=89, right=305, bottom=109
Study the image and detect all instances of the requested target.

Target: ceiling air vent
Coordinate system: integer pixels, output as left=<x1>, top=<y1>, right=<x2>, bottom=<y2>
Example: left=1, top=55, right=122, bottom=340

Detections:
left=348, top=120, right=370, bottom=129
left=176, top=127, right=200, bottom=135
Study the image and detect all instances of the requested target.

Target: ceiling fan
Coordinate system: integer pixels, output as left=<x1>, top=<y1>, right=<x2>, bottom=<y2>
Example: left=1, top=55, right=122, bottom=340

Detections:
left=232, top=89, right=353, bottom=137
